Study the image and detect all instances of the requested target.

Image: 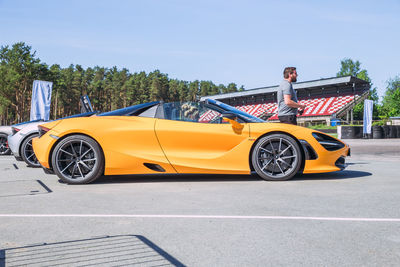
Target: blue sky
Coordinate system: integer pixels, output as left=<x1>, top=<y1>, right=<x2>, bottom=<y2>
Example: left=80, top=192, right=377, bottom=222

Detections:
left=1, top=0, right=399, bottom=97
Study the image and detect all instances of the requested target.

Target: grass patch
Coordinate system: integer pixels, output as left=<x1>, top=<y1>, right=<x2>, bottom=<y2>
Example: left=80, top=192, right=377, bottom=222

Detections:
left=308, top=124, right=337, bottom=130
left=328, top=133, right=338, bottom=138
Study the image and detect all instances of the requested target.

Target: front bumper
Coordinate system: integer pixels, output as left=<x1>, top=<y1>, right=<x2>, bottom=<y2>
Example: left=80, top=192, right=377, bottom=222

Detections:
left=32, top=133, right=58, bottom=170
left=7, top=133, right=22, bottom=158
left=302, top=137, right=350, bottom=174
left=335, top=156, right=347, bottom=170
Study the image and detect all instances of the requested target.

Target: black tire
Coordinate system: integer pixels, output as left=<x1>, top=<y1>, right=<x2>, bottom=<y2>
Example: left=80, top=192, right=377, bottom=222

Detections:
left=51, top=135, right=104, bottom=184
left=21, top=133, right=41, bottom=167
left=0, top=133, right=11, bottom=155
left=252, top=133, right=302, bottom=181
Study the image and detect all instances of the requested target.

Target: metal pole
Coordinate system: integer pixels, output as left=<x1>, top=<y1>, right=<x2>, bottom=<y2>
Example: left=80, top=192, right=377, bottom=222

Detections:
left=351, top=109, right=354, bottom=125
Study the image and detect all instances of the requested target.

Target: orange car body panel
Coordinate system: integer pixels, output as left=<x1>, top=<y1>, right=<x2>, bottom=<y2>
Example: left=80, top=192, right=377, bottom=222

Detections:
left=33, top=116, right=349, bottom=176
left=155, top=119, right=251, bottom=174
left=33, top=116, right=176, bottom=175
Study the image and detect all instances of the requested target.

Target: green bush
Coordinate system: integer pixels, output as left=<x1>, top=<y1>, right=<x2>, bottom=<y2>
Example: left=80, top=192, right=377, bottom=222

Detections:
left=308, top=124, right=337, bottom=130
left=372, top=120, right=387, bottom=126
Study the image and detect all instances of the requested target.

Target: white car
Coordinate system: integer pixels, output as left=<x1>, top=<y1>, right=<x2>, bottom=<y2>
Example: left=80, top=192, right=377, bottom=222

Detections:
left=8, top=120, right=45, bottom=167
left=0, top=125, right=12, bottom=155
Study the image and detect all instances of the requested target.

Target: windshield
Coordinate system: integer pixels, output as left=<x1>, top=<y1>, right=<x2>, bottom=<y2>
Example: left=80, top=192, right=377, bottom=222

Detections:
left=205, top=99, right=265, bottom=123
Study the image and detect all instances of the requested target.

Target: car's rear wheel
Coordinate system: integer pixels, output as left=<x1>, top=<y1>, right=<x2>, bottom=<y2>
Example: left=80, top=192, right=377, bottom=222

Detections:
left=0, top=133, right=11, bottom=155
left=252, top=133, right=302, bottom=181
left=21, top=133, right=41, bottom=167
left=52, top=135, right=104, bottom=184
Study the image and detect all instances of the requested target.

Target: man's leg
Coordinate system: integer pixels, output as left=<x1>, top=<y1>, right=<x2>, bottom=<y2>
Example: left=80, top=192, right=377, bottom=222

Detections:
left=278, top=115, right=297, bottom=125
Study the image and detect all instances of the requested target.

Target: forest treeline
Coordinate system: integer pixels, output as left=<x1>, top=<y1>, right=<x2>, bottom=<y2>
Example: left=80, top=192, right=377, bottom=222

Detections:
left=0, top=42, right=243, bottom=124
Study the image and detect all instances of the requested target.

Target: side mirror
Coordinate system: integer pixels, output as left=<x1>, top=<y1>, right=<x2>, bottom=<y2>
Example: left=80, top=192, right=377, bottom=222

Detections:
left=222, top=112, right=243, bottom=130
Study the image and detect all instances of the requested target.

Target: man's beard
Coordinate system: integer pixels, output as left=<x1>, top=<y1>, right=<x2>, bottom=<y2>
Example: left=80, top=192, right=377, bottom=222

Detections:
left=291, top=76, right=297, bottom=82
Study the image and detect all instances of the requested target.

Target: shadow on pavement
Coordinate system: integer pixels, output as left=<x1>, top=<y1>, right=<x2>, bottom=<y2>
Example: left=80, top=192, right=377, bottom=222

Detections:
left=0, top=235, right=185, bottom=267
left=94, top=173, right=260, bottom=184
left=293, top=170, right=372, bottom=181
left=90, top=169, right=371, bottom=184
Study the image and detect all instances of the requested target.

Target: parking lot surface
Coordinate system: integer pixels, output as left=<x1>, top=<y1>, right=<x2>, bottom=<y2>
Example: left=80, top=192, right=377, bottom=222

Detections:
left=1, top=139, right=400, bottom=266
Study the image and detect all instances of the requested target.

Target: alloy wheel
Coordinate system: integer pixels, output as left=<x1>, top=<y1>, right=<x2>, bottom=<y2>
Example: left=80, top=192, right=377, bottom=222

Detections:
left=0, top=135, right=11, bottom=155
left=252, top=134, right=301, bottom=181
left=55, top=139, right=98, bottom=181
left=22, top=135, right=40, bottom=167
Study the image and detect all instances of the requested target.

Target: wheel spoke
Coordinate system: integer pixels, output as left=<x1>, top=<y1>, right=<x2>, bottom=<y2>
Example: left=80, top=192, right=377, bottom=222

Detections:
left=279, top=145, right=292, bottom=156
left=261, top=158, right=274, bottom=171
left=80, top=161, right=93, bottom=171
left=71, top=163, right=77, bottom=177
left=70, top=143, right=77, bottom=156
left=60, top=149, right=73, bottom=156
left=278, top=138, right=282, bottom=152
left=276, top=161, right=285, bottom=175
left=79, top=141, right=83, bottom=156
left=281, top=155, right=296, bottom=160
left=77, top=163, right=84, bottom=178
left=80, top=148, right=93, bottom=158
left=60, top=161, right=74, bottom=174
left=278, top=158, right=291, bottom=167
left=82, top=158, right=96, bottom=162
left=26, top=153, right=35, bottom=160
left=260, top=147, right=273, bottom=155
left=269, top=140, right=276, bottom=155
left=271, top=161, right=277, bottom=172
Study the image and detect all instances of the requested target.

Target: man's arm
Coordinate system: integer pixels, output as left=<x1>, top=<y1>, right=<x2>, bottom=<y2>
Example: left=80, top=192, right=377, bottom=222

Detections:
left=284, top=94, right=306, bottom=109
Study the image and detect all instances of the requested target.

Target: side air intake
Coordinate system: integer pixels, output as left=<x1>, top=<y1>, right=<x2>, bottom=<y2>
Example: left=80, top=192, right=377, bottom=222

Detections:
left=143, top=163, right=166, bottom=172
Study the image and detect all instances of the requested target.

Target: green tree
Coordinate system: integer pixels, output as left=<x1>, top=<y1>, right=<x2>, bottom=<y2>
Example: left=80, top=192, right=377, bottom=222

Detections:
left=380, top=76, right=400, bottom=117
left=226, top=83, right=238, bottom=93
left=336, top=58, right=378, bottom=119
left=188, top=80, right=199, bottom=101
left=0, top=42, right=47, bottom=122
left=48, top=64, right=62, bottom=119
left=168, top=79, right=181, bottom=101
left=89, top=66, right=106, bottom=111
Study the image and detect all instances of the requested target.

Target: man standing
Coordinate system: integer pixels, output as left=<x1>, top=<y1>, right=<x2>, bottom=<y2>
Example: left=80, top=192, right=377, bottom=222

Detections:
left=277, top=67, right=306, bottom=125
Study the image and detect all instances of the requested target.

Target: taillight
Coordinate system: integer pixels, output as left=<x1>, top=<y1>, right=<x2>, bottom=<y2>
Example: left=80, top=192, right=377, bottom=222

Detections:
left=11, top=127, right=20, bottom=136
left=38, top=125, right=50, bottom=138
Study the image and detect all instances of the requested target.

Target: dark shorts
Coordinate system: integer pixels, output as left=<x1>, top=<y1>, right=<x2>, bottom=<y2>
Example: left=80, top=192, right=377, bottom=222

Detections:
left=278, top=115, right=297, bottom=125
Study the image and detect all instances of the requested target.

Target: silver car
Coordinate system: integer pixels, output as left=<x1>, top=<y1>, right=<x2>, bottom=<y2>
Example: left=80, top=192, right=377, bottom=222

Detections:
left=8, top=120, right=45, bottom=167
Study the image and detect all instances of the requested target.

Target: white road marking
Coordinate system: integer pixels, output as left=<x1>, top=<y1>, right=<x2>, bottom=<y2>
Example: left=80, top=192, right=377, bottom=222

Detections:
left=0, top=214, right=399, bottom=222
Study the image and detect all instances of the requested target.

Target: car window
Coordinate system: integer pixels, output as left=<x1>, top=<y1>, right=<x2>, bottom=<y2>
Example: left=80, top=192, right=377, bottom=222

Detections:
left=163, top=102, right=225, bottom=123
left=137, top=104, right=158, bottom=118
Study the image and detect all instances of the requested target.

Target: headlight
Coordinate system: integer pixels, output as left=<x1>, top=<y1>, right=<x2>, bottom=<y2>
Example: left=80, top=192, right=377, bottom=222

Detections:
left=312, top=132, right=345, bottom=151
left=11, top=127, right=20, bottom=136
left=38, top=125, right=51, bottom=138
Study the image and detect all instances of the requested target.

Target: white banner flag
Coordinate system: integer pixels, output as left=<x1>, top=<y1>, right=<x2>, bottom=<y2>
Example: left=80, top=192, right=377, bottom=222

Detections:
left=363, top=99, right=373, bottom=134
left=30, top=80, right=53, bottom=121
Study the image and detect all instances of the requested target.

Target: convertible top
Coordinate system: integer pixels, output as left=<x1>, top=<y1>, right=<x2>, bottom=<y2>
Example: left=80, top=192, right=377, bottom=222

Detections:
left=98, top=101, right=160, bottom=117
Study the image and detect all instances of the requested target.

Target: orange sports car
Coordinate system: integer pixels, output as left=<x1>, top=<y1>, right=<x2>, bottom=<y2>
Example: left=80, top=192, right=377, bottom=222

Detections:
left=32, top=99, right=350, bottom=184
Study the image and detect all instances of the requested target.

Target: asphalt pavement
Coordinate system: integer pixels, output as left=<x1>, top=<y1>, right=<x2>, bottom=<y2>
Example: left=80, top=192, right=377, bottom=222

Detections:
left=0, top=139, right=400, bottom=266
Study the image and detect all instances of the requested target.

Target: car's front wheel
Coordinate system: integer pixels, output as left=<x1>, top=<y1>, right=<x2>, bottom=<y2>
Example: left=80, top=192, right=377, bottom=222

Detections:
left=52, top=135, right=104, bottom=184
left=252, top=133, right=302, bottom=181
left=21, top=133, right=41, bottom=167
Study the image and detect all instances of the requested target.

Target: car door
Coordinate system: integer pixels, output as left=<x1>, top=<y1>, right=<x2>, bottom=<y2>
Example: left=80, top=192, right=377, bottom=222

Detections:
left=154, top=103, right=252, bottom=174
